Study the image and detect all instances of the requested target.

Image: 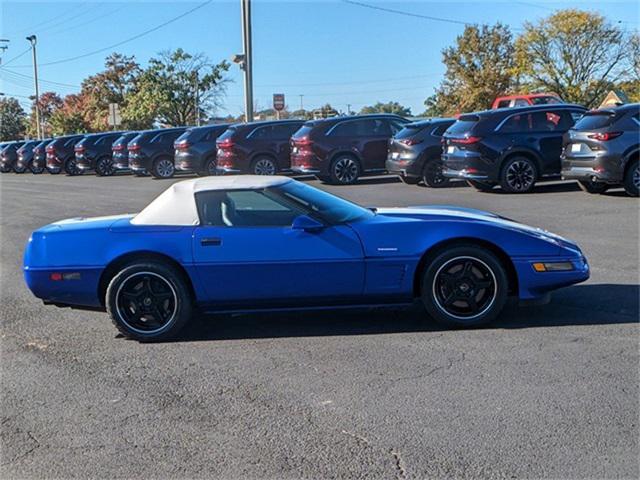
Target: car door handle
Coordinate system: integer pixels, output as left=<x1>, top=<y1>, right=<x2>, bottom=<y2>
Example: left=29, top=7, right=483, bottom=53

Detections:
left=200, top=238, right=222, bottom=247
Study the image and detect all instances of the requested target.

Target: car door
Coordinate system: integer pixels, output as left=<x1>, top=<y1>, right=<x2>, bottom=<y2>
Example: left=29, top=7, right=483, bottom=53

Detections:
left=192, top=189, right=365, bottom=305
left=533, top=109, right=575, bottom=174
left=360, top=118, right=394, bottom=171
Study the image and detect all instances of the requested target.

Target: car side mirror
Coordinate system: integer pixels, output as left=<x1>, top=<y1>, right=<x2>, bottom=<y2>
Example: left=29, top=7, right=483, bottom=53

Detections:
left=292, top=215, right=324, bottom=232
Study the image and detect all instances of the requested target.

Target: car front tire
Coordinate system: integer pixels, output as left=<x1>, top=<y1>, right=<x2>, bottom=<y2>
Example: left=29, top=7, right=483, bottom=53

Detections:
left=624, top=159, right=639, bottom=197
left=197, top=157, right=217, bottom=177
left=95, top=156, right=115, bottom=176
left=106, top=262, right=193, bottom=342
left=252, top=156, right=277, bottom=175
left=420, top=245, right=508, bottom=327
left=65, top=158, right=83, bottom=176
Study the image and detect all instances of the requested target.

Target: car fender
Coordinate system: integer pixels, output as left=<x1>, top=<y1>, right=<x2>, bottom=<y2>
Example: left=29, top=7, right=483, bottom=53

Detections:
left=622, top=145, right=639, bottom=170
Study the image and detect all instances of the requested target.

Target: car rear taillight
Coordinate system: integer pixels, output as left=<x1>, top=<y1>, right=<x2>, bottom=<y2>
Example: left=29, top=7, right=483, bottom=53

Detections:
left=46, top=145, right=55, bottom=153
left=451, top=136, right=481, bottom=144
left=398, top=138, right=423, bottom=146
left=217, top=138, right=234, bottom=149
left=74, top=145, right=85, bottom=153
left=175, top=140, right=191, bottom=150
left=588, top=132, right=622, bottom=141
left=128, top=144, right=140, bottom=152
left=293, top=136, right=313, bottom=147
left=113, top=144, right=124, bottom=151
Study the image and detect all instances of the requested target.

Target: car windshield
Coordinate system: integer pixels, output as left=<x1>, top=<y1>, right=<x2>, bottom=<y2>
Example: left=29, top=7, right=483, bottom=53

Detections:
left=266, top=181, right=375, bottom=224
left=395, top=123, right=429, bottom=139
left=446, top=117, right=479, bottom=135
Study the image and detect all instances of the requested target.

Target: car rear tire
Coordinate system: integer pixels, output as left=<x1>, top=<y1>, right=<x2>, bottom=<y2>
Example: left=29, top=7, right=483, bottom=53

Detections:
left=329, top=155, right=361, bottom=185
left=422, top=158, right=450, bottom=188
left=13, top=164, right=27, bottom=174
left=623, top=159, right=639, bottom=197
left=106, top=262, right=193, bottom=342
left=151, top=157, right=175, bottom=179
left=0, top=164, right=12, bottom=173
left=95, top=156, right=115, bottom=176
left=197, top=157, right=218, bottom=177
left=466, top=180, right=495, bottom=192
left=29, top=161, right=44, bottom=174
left=578, top=179, right=610, bottom=194
left=499, top=156, right=537, bottom=193
left=252, top=156, right=277, bottom=175
left=421, top=245, right=508, bottom=327
left=65, top=158, right=83, bottom=176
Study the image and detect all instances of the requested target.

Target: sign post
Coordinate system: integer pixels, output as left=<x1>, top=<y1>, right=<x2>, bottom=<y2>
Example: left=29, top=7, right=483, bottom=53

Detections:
left=273, top=93, right=285, bottom=120
left=108, top=103, right=121, bottom=129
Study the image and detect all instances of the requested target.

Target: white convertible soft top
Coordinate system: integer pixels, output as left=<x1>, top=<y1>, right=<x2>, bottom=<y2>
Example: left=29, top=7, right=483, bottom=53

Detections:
left=131, top=175, right=292, bottom=226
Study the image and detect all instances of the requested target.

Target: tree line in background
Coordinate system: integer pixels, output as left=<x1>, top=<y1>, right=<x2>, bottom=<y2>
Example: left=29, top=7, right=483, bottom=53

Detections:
left=1, top=9, right=638, bottom=141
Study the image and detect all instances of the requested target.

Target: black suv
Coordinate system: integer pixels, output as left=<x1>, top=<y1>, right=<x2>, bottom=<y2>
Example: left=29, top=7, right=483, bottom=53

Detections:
left=75, top=131, right=126, bottom=176
left=128, top=127, right=188, bottom=178
left=562, top=103, right=639, bottom=197
left=290, top=114, right=409, bottom=184
left=15, top=140, right=42, bottom=173
left=46, top=134, right=85, bottom=175
left=386, top=118, right=455, bottom=187
left=111, top=132, right=139, bottom=172
left=174, top=124, right=230, bottom=176
left=0, top=142, right=25, bottom=173
left=442, top=104, right=586, bottom=193
left=31, top=139, right=52, bottom=174
left=216, top=120, right=305, bottom=175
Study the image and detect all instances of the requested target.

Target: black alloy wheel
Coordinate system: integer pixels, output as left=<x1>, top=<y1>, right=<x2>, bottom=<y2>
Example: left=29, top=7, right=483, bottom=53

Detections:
left=421, top=245, right=508, bottom=327
left=500, top=156, right=537, bottom=193
left=422, top=159, right=450, bottom=188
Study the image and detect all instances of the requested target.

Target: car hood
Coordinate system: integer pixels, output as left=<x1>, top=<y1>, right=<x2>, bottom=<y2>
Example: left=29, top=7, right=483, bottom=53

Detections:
left=376, top=205, right=579, bottom=250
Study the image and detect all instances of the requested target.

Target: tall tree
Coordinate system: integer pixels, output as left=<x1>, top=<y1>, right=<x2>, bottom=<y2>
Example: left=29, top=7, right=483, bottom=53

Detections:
left=81, top=53, right=141, bottom=130
left=124, top=48, right=229, bottom=127
left=515, top=9, right=629, bottom=107
left=425, top=23, right=516, bottom=115
left=360, top=101, right=411, bottom=116
left=0, top=97, right=27, bottom=140
left=28, top=91, right=63, bottom=137
left=49, top=94, right=92, bottom=135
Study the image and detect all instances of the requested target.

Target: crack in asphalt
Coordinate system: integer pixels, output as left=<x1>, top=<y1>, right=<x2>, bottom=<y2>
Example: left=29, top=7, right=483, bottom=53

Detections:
left=390, top=448, right=407, bottom=479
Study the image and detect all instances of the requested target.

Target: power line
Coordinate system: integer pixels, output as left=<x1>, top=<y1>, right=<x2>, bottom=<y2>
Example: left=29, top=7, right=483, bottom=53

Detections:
left=4, top=2, right=89, bottom=36
left=43, top=4, right=128, bottom=38
left=10, top=0, right=214, bottom=68
left=1, top=47, right=31, bottom=67
left=0, top=68, right=81, bottom=88
left=341, top=0, right=523, bottom=32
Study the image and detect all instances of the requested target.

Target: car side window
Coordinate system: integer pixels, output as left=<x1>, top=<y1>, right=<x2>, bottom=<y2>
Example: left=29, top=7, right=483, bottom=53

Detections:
left=431, top=123, right=451, bottom=136
left=514, top=99, right=530, bottom=107
left=196, top=190, right=304, bottom=227
left=64, top=138, right=78, bottom=147
left=372, top=119, right=392, bottom=136
left=206, top=129, right=223, bottom=141
left=329, top=120, right=362, bottom=136
left=497, top=100, right=511, bottom=108
left=248, top=126, right=274, bottom=139
left=151, top=133, right=166, bottom=143
left=499, top=114, right=531, bottom=133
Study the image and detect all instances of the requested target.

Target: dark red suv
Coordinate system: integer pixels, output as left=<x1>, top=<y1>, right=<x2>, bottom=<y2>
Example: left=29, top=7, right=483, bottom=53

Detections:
left=215, top=120, right=305, bottom=175
left=290, top=114, right=409, bottom=184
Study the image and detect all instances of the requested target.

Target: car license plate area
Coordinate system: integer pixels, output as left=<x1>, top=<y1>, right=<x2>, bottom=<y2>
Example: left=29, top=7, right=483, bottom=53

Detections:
left=391, top=152, right=400, bottom=159
left=447, top=146, right=455, bottom=154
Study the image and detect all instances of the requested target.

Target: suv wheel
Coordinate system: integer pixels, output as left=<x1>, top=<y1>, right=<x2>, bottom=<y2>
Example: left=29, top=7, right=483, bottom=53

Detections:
left=330, top=155, right=360, bottom=185
left=421, top=245, right=508, bottom=327
left=422, top=158, right=450, bottom=188
left=13, top=163, right=27, bottom=174
left=151, top=158, right=175, bottom=179
left=106, top=262, right=193, bottom=342
left=578, top=179, right=609, bottom=194
left=466, top=180, right=495, bottom=192
left=252, top=157, right=277, bottom=175
left=30, top=161, right=44, bottom=174
left=197, top=157, right=217, bottom=177
left=65, top=158, right=83, bottom=176
left=0, top=164, right=12, bottom=173
left=624, top=159, right=639, bottom=197
left=95, top=156, right=115, bottom=176
left=500, top=156, right=537, bottom=193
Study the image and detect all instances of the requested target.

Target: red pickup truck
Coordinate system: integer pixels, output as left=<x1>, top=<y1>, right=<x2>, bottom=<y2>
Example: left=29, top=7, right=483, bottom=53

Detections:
left=492, top=93, right=563, bottom=109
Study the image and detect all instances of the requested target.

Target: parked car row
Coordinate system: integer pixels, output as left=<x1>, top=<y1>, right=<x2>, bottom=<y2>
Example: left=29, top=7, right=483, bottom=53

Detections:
left=1, top=102, right=638, bottom=196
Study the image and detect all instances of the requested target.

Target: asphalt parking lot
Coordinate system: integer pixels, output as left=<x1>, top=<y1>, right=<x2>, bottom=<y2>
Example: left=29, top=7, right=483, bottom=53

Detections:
left=1, top=173, right=638, bottom=479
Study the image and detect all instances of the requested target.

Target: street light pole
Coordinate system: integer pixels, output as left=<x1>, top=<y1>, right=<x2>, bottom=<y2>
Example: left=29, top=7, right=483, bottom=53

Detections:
left=240, top=0, right=254, bottom=122
left=194, top=71, right=201, bottom=126
left=26, top=35, right=41, bottom=140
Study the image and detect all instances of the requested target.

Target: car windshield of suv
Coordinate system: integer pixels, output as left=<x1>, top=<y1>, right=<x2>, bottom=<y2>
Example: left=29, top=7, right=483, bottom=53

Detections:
left=267, top=181, right=375, bottom=224
left=573, top=111, right=617, bottom=130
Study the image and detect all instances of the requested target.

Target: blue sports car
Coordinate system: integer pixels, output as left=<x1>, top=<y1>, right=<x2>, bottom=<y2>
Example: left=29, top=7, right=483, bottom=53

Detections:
left=24, top=176, right=589, bottom=341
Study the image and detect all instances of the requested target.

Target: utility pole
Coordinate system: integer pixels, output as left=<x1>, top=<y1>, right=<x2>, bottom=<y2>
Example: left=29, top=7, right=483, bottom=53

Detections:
left=347, top=104, right=352, bottom=115
left=194, top=71, right=201, bottom=126
left=299, top=94, right=304, bottom=112
left=26, top=35, right=41, bottom=140
left=240, top=0, right=254, bottom=122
